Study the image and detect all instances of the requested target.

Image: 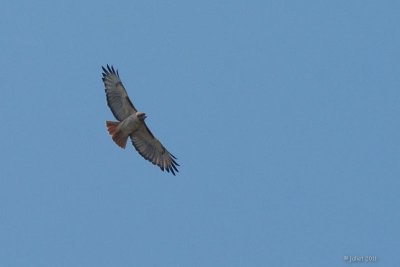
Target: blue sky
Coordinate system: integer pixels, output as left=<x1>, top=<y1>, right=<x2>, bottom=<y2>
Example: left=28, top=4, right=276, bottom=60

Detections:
left=1, top=0, right=399, bottom=266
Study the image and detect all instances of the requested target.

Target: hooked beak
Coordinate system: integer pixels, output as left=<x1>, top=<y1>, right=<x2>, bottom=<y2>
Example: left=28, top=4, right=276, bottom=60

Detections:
left=137, top=112, right=147, bottom=120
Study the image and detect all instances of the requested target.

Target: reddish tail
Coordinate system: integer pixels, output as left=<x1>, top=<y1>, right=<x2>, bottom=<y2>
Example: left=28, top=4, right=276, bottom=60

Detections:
left=106, top=121, right=128, bottom=149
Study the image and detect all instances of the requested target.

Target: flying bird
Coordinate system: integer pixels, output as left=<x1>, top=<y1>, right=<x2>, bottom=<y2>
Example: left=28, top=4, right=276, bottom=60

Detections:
left=102, top=65, right=179, bottom=175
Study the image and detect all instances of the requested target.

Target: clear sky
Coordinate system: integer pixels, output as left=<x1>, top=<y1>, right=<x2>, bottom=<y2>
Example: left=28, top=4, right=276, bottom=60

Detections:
left=1, top=0, right=399, bottom=266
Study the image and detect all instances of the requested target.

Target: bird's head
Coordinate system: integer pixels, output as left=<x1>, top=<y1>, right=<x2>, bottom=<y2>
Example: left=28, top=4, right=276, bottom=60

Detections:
left=137, top=112, right=147, bottom=121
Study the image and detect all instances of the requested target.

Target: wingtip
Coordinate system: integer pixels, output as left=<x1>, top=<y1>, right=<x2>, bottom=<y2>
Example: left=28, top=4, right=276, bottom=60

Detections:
left=103, top=64, right=119, bottom=75
left=102, top=64, right=120, bottom=79
left=171, top=163, right=179, bottom=173
left=171, top=158, right=179, bottom=166
left=163, top=164, right=178, bottom=176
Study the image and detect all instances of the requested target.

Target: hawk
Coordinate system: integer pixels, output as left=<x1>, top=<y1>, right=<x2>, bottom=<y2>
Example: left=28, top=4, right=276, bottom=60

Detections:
left=102, top=65, right=179, bottom=175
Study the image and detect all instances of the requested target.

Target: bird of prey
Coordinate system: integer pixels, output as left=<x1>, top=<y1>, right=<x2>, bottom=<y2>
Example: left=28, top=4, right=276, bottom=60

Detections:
left=102, top=65, right=179, bottom=175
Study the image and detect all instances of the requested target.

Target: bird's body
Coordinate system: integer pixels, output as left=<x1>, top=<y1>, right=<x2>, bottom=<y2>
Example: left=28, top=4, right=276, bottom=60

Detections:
left=119, top=113, right=141, bottom=134
left=102, top=65, right=179, bottom=175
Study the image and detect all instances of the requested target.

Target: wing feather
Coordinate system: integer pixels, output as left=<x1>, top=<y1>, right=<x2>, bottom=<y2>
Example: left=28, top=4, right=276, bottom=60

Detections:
left=102, top=65, right=137, bottom=121
left=130, top=124, right=179, bottom=175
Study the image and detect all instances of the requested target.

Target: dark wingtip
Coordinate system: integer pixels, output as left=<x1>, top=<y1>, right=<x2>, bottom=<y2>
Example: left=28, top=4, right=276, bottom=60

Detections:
left=171, top=163, right=179, bottom=173
left=171, top=158, right=179, bottom=166
left=102, top=65, right=119, bottom=77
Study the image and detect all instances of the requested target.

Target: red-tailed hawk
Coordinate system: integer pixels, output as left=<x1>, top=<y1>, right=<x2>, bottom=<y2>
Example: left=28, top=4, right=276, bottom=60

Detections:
left=102, top=65, right=179, bottom=175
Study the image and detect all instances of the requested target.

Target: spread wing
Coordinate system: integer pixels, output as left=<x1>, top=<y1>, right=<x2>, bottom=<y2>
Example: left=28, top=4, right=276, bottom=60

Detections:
left=130, top=124, right=179, bottom=175
left=102, top=65, right=137, bottom=121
